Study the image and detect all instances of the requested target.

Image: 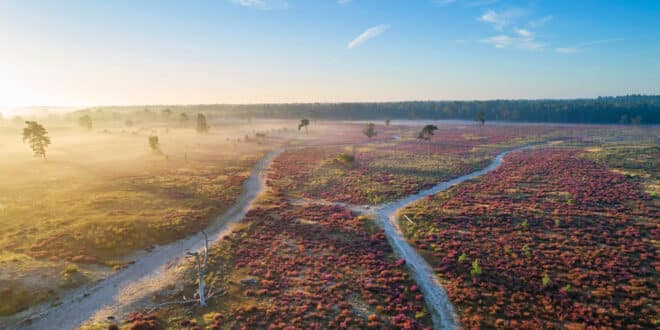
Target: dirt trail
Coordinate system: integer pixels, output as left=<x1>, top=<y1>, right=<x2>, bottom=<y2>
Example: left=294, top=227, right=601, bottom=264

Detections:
left=7, top=148, right=283, bottom=330
left=290, top=147, right=530, bottom=329
left=8, top=144, right=532, bottom=330
left=372, top=149, right=522, bottom=329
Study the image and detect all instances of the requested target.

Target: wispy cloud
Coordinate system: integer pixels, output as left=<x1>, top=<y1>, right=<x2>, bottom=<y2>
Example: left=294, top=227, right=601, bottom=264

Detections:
left=337, top=0, right=352, bottom=5
left=556, top=47, right=578, bottom=54
left=481, top=28, right=544, bottom=51
left=348, top=24, right=390, bottom=49
left=478, top=9, right=524, bottom=31
left=528, top=15, right=553, bottom=28
left=230, top=0, right=288, bottom=10
left=555, top=38, right=624, bottom=54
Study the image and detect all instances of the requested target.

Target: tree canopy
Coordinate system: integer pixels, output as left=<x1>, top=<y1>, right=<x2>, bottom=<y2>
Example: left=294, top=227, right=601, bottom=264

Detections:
left=23, top=121, right=51, bottom=159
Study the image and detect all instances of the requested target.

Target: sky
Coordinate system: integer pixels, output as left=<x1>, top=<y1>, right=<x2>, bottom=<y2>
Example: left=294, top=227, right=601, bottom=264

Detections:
left=1, top=0, right=659, bottom=108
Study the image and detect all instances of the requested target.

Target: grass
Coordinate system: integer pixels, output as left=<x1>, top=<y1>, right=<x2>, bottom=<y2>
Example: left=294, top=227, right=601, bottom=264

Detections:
left=0, top=119, right=294, bottom=316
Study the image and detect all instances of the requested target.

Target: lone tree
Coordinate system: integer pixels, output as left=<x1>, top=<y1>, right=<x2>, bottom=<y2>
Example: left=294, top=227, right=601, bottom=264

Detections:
left=78, top=114, right=93, bottom=130
left=363, top=122, right=377, bottom=139
left=417, top=124, right=438, bottom=156
left=148, top=135, right=161, bottom=154
left=23, top=121, right=51, bottom=160
left=179, top=113, right=189, bottom=127
left=298, top=118, right=310, bottom=134
left=385, top=119, right=390, bottom=126
left=196, top=113, right=209, bottom=133
left=475, top=111, right=486, bottom=126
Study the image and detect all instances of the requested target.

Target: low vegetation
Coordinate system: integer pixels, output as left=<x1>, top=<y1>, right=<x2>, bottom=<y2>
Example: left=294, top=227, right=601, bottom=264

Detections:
left=399, top=142, right=658, bottom=328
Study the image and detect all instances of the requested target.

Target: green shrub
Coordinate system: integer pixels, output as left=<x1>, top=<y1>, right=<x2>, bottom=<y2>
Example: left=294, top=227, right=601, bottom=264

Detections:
left=458, top=252, right=467, bottom=263
left=63, top=264, right=79, bottom=275
left=522, top=244, right=531, bottom=257
left=336, top=153, right=355, bottom=164
left=542, top=274, right=551, bottom=287
left=470, top=259, right=482, bottom=277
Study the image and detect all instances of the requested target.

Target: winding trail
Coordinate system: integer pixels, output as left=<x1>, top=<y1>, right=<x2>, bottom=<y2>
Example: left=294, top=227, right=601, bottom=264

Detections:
left=8, top=144, right=533, bottom=330
left=372, top=148, right=525, bottom=330
left=290, top=146, right=532, bottom=329
left=11, top=148, right=283, bottom=330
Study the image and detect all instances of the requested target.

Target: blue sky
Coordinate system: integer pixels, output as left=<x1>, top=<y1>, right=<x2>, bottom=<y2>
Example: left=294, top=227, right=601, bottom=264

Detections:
left=1, top=0, right=659, bottom=106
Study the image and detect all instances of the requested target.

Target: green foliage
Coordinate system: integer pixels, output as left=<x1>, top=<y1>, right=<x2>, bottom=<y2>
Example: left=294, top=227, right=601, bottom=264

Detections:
left=522, top=244, right=531, bottom=258
left=417, top=124, right=438, bottom=141
left=63, top=264, right=79, bottom=274
left=363, top=122, right=377, bottom=139
left=148, top=135, right=161, bottom=154
left=196, top=113, right=209, bottom=133
left=542, top=274, right=551, bottom=287
left=475, top=111, right=486, bottom=125
left=298, top=118, right=310, bottom=132
left=458, top=252, right=467, bottom=263
left=179, top=113, right=189, bottom=127
left=22, top=121, right=51, bottom=159
left=470, top=259, right=482, bottom=277
left=520, top=219, right=529, bottom=229
left=78, top=114, right=93, bottom=130
left=336, top=153, right=355, bottom=164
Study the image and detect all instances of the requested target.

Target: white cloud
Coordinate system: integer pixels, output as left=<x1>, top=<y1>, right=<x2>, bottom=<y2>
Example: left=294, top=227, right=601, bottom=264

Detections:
left=479, top=10, right=507, bottom=30
left=515, top=28, right=532, bottom=37
left=556, top=47, right=578, bottom=54
left=528, top=15, right=553, bottom=28
left=555, top=38, right=624, bottom=54
left=230, top=0, right=288, bottom=10
left=478, top=9, right=523, bottom=30
left=348, top=24, right=390, bottom=49
left=337, top=0, right=352, bottom=4
left=481, top=33, right=543, bottom=51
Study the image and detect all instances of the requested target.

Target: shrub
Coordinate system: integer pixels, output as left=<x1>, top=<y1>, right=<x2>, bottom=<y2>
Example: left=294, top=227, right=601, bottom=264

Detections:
left=470, top=259, right=482, bottom=277
left=458, top=252, right=467, bottom=263
left=63, top=264, right=79, bottom=274
left=542, top=274, right=551, bottom=287
left=522, top=244, right=531, bottom=258
left=336, top=153, right=355, bottom=164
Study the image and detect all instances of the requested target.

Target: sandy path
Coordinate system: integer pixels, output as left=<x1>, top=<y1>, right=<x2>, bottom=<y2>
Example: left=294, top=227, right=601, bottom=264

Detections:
left=9, top=143, right=533, bottom=330
left=373, top=149, right=521, bottom=329
left=8, top=148, right=283, bottom=330
left=290, top=147, right=530, bottom=329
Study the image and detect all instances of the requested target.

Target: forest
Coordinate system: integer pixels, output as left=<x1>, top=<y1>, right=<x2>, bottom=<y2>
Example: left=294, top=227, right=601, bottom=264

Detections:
left=72, top=95, right=660, bottom=125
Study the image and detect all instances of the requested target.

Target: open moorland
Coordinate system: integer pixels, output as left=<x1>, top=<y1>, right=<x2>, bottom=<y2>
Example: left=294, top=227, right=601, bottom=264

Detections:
left=399, top=128, right=658, bottom=328
left=1, top=118, right=657, bottom=330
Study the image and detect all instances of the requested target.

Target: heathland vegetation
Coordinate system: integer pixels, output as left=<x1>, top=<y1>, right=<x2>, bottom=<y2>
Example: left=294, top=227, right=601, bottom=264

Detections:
left=0, top=110, right=657, bottom=330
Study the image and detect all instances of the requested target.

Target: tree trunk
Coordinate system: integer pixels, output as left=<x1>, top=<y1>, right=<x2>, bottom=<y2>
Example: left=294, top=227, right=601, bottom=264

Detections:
left=194, top=253, right=206, bottom=307
left=427, top=138, right=431, bottom=156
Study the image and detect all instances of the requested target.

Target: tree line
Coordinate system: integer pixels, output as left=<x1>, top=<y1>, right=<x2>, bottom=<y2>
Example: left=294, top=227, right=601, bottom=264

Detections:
left=74, top=95, right=660, bottom=124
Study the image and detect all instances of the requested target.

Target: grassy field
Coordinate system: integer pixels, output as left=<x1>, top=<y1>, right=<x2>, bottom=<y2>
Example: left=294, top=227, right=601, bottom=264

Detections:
left=0, top=118, right=294, bottom=316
